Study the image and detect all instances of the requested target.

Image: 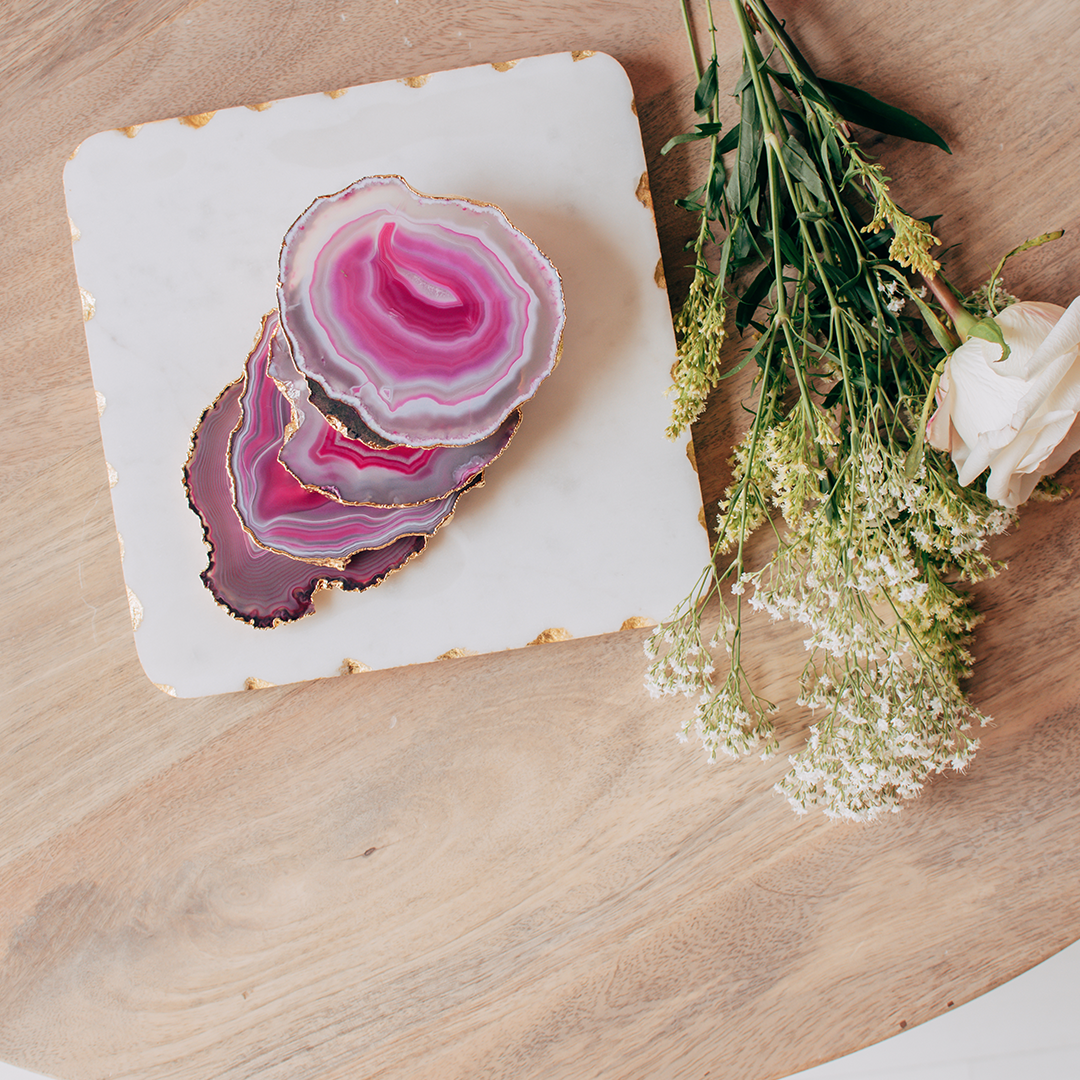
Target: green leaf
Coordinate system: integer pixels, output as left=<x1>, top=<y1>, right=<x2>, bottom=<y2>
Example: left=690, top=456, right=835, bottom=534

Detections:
left=821, top=128, right=843, bottom=178
left=968, top=315, right=1011, bottom=362
left=763, top=220, right=799, bottom=266
left=768, top=70, right=950, bottom=153
left=728, top=64, right=763, bottom=215
left=661, top=132, right=699, bottom=154
left=660, top=126, right=719, bottom=155
left=717, top=233, right=733, bottom=290
left=746, top=182, right=761, bottom=226
left=728, top=217, right=754, bottom=267
left=674, top=180, right=706, bottom=213
left=733, top=62, right=754, bottom=96
left=735, top=262, right=775, bottom=331
left=716, top=125, right=741, bottom=155
left=779, top=108, right=809, bottom=140
left=656, top=132, right=699, bottom=156
left=905, top=289, right=960, bottom=353
left=818, top=77, right=951, bottom=153
left=779, top=139, right=826, bottom=201
left=904, top=432, right=925, bottom=481
left=720, top=327, right=775, bottom=380
left=706, top=163, right=728, bottom=222
left=695, top=57, right=719, bottom=115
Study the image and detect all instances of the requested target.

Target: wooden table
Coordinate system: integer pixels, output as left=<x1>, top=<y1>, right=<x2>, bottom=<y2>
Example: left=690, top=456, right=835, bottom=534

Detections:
left=3, top=2, right=1079, bottom=1077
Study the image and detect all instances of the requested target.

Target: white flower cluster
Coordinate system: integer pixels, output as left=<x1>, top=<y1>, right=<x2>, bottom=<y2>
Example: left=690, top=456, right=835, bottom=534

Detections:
left=876, top=274, right=907, bottom=316
left=779, top=656, right=986, bottom=821
left=968, top=276, right=1020, bottom=317
left=647, top=400, right=1012, bottom=821
left=644, top=570, right=729, bottom=700
left=687, top=668, right=778, bottom=762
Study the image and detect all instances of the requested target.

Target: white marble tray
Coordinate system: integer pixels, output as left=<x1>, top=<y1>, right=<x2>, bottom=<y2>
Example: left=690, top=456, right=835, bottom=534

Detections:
left=64, top=51, right=711, bottom=698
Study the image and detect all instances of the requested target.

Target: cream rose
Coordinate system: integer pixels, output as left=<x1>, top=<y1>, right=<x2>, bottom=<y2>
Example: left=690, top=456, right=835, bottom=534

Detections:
left=926, top=298, right=1080, bottom=507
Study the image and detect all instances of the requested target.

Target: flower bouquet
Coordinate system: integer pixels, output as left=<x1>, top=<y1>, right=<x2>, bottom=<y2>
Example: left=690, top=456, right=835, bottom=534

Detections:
left=647, top=0, right=1080, bottom=820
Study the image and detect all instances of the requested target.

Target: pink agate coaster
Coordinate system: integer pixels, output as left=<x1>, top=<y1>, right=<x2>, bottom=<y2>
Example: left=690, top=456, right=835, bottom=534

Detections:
left=277, top=175, right=566, bottom=447
left=229, top=312, right=473, bottom=567
left=268, top=325, right=521, bottom=507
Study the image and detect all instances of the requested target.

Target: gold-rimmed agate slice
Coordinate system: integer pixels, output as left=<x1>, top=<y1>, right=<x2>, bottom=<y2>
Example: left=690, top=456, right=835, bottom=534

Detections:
left=228, top=312, right=475, bottom=567
left=277, top=174, right=565, bottom=447
left=268, top=324, right=521, bottom=506
left=183, top=378, right=424, bottom=628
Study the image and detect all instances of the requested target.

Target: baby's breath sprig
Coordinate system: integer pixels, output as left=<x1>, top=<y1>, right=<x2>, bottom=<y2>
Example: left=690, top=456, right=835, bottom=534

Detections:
left=650, top=0, right=1014, bottom=820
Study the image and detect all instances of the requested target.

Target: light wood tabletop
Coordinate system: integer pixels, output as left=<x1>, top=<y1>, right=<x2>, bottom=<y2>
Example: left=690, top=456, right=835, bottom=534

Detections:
left=3, top=1, right=1080, bottom=1078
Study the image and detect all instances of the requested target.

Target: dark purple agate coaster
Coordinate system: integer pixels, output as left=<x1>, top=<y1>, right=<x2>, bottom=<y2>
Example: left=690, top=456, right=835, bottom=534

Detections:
left=183, top=378, right=424, bottom=628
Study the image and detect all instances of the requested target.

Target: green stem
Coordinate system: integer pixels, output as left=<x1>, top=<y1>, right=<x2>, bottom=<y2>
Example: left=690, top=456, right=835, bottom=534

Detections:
left=922, top=271, right=977, bottom=341
left=679, top=0, right=704, bottom=83
left=730, top=0, right=786, bottom=138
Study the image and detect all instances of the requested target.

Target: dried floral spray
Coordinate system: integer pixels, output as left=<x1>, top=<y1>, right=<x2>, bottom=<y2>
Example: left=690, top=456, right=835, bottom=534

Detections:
left=648, top=0, right=1065, bottom=820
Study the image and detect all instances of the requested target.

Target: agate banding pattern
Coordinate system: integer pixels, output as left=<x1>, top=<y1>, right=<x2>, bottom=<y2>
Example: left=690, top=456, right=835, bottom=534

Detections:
left=230, top=312, right=470, bottom=566
left=184, top=378, right=424, bottom=627
left=277, top=175, right=565, bottom=447
left=186, top=175, right=562, bottom=630
left=269, top=327, right=521, bottom=506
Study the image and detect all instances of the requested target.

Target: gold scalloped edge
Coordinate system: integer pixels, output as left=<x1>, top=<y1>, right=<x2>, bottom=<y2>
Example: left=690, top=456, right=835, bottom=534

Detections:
left=180, top=111, right=216, bottom=128
left=70, top=217, right=80, bottom=243
left=246, top=101, right=274, bottom=111
left=95, top=390, right=106, bottom=416
left=117, top=124, right=143, bottom=138
left=245, top=676, right=276, bottom=690
left=528, top=627, right=573, bottom=645
left=340, top=657, right=371, bottom=674
left=127, top=586, right=143, bottom=631
left=620, top=616, right=656, bottom=630
left=630, top=98, right=638, bottom=116
left=686, top=440, right=697, bottom=472
left=491, top=60, right=518, bottom=72
left=654, top=257, right=667, bottom=290
left=106, top=461, right=118, bottom=488
left=698, top=506, right=707, bottom=530
left=154, top=682, right=177, bottom=697
left=571, top=50, right=596, bottom=61
left=117, top=531, right=125, bottom=561
left=324, top=88, right=349, bottom=99
left=436, top=647, right=478, bottom=660
left=635, top=171, right=653, bottom=211
left=400, top=75, right=431, bottom=89
left=80, top=286, right=95, bottom=321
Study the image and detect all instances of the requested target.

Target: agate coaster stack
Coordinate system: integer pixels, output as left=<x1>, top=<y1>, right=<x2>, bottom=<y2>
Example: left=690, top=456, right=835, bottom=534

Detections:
left=185, top=175, right=566, bottom=626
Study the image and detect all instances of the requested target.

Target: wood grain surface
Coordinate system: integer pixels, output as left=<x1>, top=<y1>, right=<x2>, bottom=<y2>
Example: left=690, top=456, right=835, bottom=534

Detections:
left=2, top=1, right=1080, bottom=1078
